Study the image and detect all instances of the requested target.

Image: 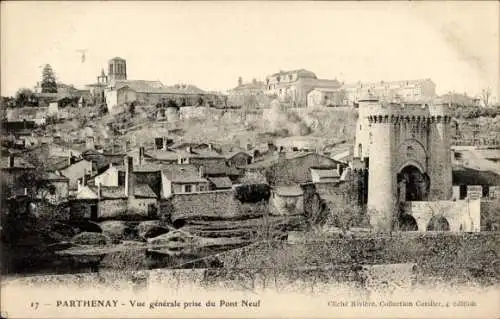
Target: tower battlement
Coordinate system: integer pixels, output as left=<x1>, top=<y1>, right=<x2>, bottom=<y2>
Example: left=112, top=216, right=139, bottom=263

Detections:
left=358, top=98, right=451, bottom=121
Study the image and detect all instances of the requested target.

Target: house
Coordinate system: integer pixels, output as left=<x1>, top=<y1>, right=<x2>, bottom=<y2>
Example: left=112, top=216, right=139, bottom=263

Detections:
left=270, top=184, right=304, bottom=216
left=227, top=77, right=268, bottom=107
left=38, top=171, right=70, bottom=204
left=0, top=155, right=35, bottom=198
left=225, top=151, right=253, bottom=168
left=246, top=151, right=346, bottom=186
left=6, top=107, right=48, bottom=126
left=307, top=88, right=348, bottom=107
left=342, top=79, right=436, bottom=106
left=73, top=156, right=158, bottom=220
left=59, top=159, right=93, bottom=193
left=265, top=69, right=341, bottom=107
left=160, top=164, right=210, bottom=198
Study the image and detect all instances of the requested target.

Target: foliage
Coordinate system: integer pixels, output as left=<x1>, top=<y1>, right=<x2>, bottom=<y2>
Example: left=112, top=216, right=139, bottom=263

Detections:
left=451, top=105, right=500, bottom=119
left=128, top=101, right=136, bottom=117
left=15, top=88, right=38, bottom=107
left=41, top=64, right=58, bottom=93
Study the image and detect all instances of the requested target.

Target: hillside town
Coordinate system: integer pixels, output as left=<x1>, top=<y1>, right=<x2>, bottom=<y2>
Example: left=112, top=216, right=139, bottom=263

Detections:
left=2, top=55, right=499, bottom=275
left=1, top=2, right=500, bottom=318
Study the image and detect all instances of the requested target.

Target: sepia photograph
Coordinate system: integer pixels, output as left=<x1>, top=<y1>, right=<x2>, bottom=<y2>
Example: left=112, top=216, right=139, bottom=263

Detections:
left=1, top=1, right=499, bottom=318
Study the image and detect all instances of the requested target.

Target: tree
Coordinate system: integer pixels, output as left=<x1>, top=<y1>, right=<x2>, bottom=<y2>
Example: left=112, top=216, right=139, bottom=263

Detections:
left=481, top=88, right=491, bottom=108
left=15, top=88, right=37, bottom=107
left=41, top=64, right=58, bottom=93
left=166, top=99, right=179, bottom=109
left=128, top=101, right=136, bottom=117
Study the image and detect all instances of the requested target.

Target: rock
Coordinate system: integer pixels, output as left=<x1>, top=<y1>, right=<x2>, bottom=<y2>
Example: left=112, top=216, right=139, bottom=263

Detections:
left=99, top=221, right=136, bottom=243
left=47, top=241, right=74, bottom=251
left=69, top=220, right=102, bottom=233
left=71, top=232, right=109, bottom=246
left=137, top=221, right=169, bottom=241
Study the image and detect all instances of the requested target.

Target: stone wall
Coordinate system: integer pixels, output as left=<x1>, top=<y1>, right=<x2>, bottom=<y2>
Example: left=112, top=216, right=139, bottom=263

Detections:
left=167, top=190, right=241, bottom=222
left=99, top=199, right=128, bottom=219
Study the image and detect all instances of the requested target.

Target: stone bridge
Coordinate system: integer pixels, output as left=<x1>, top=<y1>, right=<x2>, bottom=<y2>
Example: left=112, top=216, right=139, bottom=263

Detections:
left=402, top=200, right=481, bottom=232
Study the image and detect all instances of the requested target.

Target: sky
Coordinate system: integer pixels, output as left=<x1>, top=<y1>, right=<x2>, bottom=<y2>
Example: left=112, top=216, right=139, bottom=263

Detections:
left=1, top=1, right=499, bottom=100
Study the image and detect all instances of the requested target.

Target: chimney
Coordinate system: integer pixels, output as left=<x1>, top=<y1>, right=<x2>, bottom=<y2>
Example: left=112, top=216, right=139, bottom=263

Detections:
left=8, top=155, right=14, bottom=168
left=139, top=147, right=145, bottom=165
left=68, top=151, right=73, bottom=166
left=97, top=183, right=101, bottom=200
left=198, top=166, right=204, bottom=178
left=208, top=143, right=213, bottom=151
left=162, top=137, right=167, bottom=150
left=124, top=156, right=135, bottom=199
left=337, top=163, right=343, bottom=176
left=77, top=179, right=82, bottom=192
left=24, top=188, right=28, bottom=196
left=186, top=146, right=192, bottom=153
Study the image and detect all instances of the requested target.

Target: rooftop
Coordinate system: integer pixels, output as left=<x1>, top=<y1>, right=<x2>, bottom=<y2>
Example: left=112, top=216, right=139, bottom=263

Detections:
left=161, top=164, right=207, bottom=183
left=269, top=69, right=317, bottom=79
left=273, top=185, right=303, bottom=197
left=208, top=176, right=233, bottom=189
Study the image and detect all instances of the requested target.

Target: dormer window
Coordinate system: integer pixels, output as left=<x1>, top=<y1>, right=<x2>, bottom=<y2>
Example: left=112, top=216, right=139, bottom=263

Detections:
left=277, top=76, right=281, bottom=83
left=289, top=75, right=293, bottom=81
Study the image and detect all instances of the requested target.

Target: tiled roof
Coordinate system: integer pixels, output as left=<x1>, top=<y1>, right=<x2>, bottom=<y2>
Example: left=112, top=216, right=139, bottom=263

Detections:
left=134, top=184, right=157, bottom=198
left=111, top=80, right=208, bottom=95
left=41, top=171, right=69, bottom=181
left=247, top=152, right=342, bottom=169
left=310, top=167, right=340, bottom=179
left=202, top=161, right=242, bottom=176
left=161, top=164, right=207, bottom=183
left=273, top=185, right=303, bottom=197
left=176, top=149, right=225, bottom=159
left=231, top=81, right=265, bottom=91
left=225, top=150, right=252, bottom=159
left=208, top=177, right=233, bottom=189
left=112, top=80, right=165, bottom=93
left=269, top=69, right=317, bottom=78
left=167, top=84, right=207, bottom=95
left=145, top=150, right=179, bottom=161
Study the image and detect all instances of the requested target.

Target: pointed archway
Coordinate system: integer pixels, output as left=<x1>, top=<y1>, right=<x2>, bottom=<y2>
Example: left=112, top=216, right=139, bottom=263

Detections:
left=397, top=165, right=430, bottom=202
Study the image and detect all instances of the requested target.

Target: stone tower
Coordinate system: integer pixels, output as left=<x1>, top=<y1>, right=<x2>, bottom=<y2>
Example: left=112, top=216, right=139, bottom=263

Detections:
left=355, top=97, right=453, bottom=231
left=108, top=57, right=127, bottom=81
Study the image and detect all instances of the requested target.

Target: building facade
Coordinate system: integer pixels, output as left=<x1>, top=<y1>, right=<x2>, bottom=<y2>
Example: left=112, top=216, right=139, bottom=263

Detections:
left=343, top=79, right=436, bottom=106
left=264, top=69, right=341, bottom=107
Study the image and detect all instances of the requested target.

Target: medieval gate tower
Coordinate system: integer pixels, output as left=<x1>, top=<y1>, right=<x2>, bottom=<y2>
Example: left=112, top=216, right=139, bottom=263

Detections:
left=354, top=97, right=453, bottom=231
